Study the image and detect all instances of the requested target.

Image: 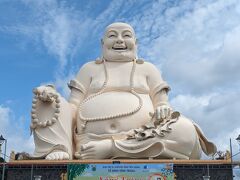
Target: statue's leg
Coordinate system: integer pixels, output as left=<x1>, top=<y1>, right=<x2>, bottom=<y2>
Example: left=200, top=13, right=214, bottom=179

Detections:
left=160, top=115, right=202, bottom=159
left=32, top=96, right=73, bottom=159
left=114, top=115, right=202, bottom=159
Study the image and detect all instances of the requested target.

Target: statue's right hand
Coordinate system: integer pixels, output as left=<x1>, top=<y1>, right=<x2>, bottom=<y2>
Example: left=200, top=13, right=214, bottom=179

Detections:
left=46, top=151, right=70, bottom=160
left=156, top=105, right=172, bottom=120
left=33, top=84, right=58, bottom=103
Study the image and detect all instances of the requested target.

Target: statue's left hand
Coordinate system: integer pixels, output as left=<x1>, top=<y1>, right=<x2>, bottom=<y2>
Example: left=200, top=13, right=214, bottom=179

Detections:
left=75, top=139, right=113, bottom=159
left=46, top=151, right=70, bottom=160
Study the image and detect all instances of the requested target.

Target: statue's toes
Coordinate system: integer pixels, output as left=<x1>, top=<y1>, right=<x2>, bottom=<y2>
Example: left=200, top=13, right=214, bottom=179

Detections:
left=61, top=152, right=70, bottom=160
left=46, top=153, right=55, bottom=160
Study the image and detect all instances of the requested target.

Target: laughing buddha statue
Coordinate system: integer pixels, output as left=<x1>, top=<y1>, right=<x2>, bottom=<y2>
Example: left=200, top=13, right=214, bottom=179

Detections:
left=30, top=22, right=216, bottom=160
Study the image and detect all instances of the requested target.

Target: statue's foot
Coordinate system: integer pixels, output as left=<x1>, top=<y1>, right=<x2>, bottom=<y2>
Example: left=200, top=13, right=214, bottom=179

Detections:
left=46, top=151, right=70, bottom=160
left=75, top=139, right=113, bottom=159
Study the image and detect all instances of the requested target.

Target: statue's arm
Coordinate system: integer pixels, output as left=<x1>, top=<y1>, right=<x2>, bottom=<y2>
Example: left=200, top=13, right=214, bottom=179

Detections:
left=68, top=80, right=85, bottom=121
left=146, top=62, right=171, bottom=117
left=151, top=89, right=170, bottom=108
left=68, top=62, right=92, bottom=130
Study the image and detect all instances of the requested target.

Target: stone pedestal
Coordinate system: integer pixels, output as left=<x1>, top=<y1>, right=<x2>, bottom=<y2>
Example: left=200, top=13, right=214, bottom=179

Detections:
left=0, top=160, right=233, bottom=180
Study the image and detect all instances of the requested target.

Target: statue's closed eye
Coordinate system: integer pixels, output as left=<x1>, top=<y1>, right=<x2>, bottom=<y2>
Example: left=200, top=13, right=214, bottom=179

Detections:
left=108, top=34, right=116, bottom=38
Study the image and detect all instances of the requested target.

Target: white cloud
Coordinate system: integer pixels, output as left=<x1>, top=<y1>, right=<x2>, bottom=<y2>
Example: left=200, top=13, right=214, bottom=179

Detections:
left=130, top=0, right=240, bottom=94
left=212, top=128, right=240, bottom=158
left=0, top=106, right=11, bottom=133
left=20, top=0, right=89, bottom=69
left=124, top=0, right=240, bottom=155
left=0, top=105, right=34, bottom=160
left=1, top=0, right=127, bottom=96
left=171, top=92, right=240, bottom=157
left=55, top=71, right=75, bottom=98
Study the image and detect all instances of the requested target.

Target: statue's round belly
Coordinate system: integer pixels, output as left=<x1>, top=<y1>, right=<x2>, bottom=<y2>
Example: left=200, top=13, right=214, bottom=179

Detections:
left=80, top=92, right=154, bottom=134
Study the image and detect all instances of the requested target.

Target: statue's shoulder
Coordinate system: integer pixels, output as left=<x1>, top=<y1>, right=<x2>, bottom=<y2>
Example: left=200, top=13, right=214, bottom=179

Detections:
left=137, top=60, right=157, bottom=68
left=79, top=60, right=101, bottom=70
left=82, top=61, right=96, bottom=67
left=76, top=60, right=99, bottom=77
left=81, top=58, right=106, bottom=67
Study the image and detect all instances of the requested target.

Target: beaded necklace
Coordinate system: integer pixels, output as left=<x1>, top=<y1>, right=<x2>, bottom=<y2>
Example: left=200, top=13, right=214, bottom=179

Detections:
left=78, top=58, right=143, bottom=131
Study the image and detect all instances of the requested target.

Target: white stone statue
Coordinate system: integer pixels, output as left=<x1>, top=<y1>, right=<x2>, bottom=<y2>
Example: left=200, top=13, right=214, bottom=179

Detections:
left=30, top=22, right=216, bottom=160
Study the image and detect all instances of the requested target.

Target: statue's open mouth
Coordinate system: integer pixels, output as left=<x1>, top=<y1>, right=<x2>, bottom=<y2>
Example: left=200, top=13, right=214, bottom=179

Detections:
left=112, top=47, right=128, bottom=51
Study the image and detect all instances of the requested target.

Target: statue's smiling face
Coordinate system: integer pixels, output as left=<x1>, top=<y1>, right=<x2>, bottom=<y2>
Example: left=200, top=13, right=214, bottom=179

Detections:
left=102, top=23, right=137, bottom=62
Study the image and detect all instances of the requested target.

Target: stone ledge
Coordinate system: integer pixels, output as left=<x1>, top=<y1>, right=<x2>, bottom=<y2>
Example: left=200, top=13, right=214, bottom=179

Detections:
left=3, top=159, right=231, bottom=165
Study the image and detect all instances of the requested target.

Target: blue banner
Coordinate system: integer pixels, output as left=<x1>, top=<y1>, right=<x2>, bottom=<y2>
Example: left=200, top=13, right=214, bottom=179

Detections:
left=68, top=163, right=175, bottom=180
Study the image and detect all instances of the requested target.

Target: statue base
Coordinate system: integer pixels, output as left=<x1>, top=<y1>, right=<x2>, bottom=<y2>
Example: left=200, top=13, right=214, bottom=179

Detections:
left=0, top=160, right=233, bottom=180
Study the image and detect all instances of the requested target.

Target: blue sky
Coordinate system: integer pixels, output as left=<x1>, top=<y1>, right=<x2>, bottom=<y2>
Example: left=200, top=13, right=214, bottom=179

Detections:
left=1, top=0, right=240, bottom=160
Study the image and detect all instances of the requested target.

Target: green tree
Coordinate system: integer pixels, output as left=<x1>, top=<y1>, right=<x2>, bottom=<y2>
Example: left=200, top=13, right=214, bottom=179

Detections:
left=68, top=164, right=89, bottom=180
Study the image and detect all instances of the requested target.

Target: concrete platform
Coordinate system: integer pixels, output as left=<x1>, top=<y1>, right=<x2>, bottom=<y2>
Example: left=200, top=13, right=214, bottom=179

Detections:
left=0, top=159, right=235, bottom=180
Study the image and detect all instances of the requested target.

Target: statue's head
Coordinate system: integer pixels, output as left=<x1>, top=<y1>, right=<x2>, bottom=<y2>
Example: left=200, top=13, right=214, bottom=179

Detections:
left=102, top=22, right=137, bottom=62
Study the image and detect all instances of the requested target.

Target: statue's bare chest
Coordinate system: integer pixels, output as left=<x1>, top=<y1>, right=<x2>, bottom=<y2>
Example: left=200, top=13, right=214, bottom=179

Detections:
left=88, top=62, right=149, bottom=93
